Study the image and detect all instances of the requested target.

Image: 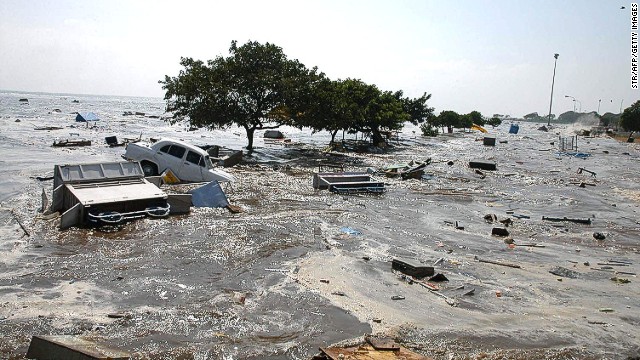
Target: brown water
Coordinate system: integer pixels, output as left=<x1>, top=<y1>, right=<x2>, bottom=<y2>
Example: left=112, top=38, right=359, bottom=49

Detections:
left=1, top=91, right=640, bottom=359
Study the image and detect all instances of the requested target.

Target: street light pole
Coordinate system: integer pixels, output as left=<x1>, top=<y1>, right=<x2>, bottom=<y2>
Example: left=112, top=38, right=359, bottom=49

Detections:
left=547, top=53, right=559, bottom=126
left=598, top=99, right=601, bottom=114
left=565, top=95, right=576, bottom=111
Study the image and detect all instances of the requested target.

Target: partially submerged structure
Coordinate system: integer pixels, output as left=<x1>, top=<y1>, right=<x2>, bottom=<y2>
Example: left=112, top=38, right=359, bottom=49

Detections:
left=263, top=130, right=286, bottom=139
left=384, top=160, right=430, bottom=180
left=51, top=161, right=172, bottom=229
left=52, top=139, right=91, bottom=147
left=263, top=130, right=292, bottom=144
left=314, top=336, right=430, bottom=360
left=313, top=169, right=385, bottom=194
left=75, top=112, right=99, bottom=122
left=200, top=145, right=244, bottom=167
left=27, top=335, right=130, bottom=360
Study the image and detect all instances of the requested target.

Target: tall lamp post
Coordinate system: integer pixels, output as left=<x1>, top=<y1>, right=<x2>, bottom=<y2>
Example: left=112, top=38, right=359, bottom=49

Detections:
left=547, top=53, right=559, bottom=126
left=597, top=99, right=601, bottom=114
left=565, top=95, right=576, bottom=111
left=575, top=99, right=582, bottom=112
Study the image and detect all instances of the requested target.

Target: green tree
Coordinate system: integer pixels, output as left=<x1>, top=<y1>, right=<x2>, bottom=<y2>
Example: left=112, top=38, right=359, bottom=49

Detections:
left=523, top=112, right=539, bottom=120
left=365, top=89, right=410, bottom=145
left=458, top=114, right=473, bottom=130
left=343, top=81, right=409, bottom=145
left=487, top=117, right=502, bottom=127
left=557, top=111, right=580, bottom=123
left=160, top=40, right=319, bottom=150
left=420, top=122, right=439, bottom=136
left=397, top=91, right=435, bottom=125
left=299, top=78, right=359, bottom=144
left=600, top=112, right=621, bottom=128
left=620, top=100, right=640, bottom=131
left=304, top=79, right=410, bottom=146
left=435, top=110, right=460, bottom=133
left=467, top=110, right=485, bottom=126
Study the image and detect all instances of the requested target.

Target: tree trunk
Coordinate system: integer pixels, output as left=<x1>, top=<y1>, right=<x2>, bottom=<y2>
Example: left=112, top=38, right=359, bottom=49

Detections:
left=330, top=130, right=338, bottom=144
left=371, top=127, right=385, bottom=147
left=245, top=126, right=255, bottom=151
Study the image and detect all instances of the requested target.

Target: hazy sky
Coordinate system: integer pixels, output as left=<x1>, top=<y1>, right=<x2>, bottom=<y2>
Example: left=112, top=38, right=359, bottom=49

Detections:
left=0, top=0, right=636, bottom=117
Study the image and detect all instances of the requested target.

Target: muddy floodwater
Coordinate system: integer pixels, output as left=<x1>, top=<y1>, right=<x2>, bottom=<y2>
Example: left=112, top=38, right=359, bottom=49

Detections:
left=1, top=91, right=640, bottom=359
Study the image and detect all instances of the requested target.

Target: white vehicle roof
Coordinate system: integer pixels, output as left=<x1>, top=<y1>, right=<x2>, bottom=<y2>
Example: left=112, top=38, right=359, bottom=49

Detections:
left=153, top=138, right=209, bottom=157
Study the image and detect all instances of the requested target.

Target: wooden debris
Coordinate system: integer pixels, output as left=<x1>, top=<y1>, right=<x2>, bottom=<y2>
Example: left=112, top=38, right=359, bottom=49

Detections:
left=542, top=216, right=591, bottom=225
left=415, top=280, right=457, bottom=306
left=52, top=139, right=91, bottom=147
left=491, top=227, right=510, bottom=236
left=463, top=288, right=475, bottom=296
left=607, top=259, right=632, bottom=265
left=469, top=160, right=497, bottom=171
left=26, top=335, right=130, bottom=360
left=10, top=209, right=29, bottom=237
left=516, top=243, right=546, bottom=248
left=365, top=335, right=400, bottom=351
left=549, top=266, right=579, bottom=279
left=392, top=258, right=434, bottom=278
left=615, top=271, right=637, bottom=276
left=318, top=342, right=431, bottom=360
left=597, top=263, right=629, bottom=267
left=577, top=167, right=597, bottom=177
left=475, top=256, right=521, bottom=269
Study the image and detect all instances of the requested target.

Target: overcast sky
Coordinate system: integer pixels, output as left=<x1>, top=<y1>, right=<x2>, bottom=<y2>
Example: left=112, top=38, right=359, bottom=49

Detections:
left=0, top=0, right=636, bottom=117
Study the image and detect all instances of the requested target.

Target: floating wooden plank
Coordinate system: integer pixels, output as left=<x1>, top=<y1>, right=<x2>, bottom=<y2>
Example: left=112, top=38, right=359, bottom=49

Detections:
left=10, top=209, right=30, bottom=237
left=52, top=139, right=91, bottom=147
left=475, top=256, right=521, bottom=269
left=542, top=216, right=591, bottom=225
left=469, top=160, right=497, bottom=171
left=365, top=336, right=400, bottom=351
left=392, top=258, right=434, bottom=278
left=319, top=343, right=431, bottom=360
left=26, top=335, right=130, bottom=360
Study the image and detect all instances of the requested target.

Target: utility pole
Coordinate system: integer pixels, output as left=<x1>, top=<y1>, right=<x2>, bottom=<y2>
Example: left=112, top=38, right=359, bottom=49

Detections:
left=597, top=99, right=601, bottom=114
left=547, top=53, right=559, bottom=126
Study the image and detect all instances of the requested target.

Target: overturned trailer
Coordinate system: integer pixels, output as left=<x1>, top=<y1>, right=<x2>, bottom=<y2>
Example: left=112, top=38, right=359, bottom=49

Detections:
left=51, top=161, right=172, bottom=229
left=313, top=171, right=385, bottom=194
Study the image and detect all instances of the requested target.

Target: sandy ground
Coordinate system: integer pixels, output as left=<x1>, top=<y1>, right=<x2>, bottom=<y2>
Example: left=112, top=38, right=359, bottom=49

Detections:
left=1, top=118, right=640, bottom=359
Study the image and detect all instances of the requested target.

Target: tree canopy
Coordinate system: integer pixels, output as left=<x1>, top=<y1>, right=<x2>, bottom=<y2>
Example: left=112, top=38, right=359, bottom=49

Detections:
left=600, top=112, right=621, bottom=128
left=431, top=110, right=460, bottom=133
left=161, top=40, right=434, bottom=150
left=160, top=40, right=320, bottom=150
left=620, top=100, right=640, bottom=132
left=295, top=79, right=434, bottom=145
left=467, top=110, right=485, bottom=126
left=487, top=117, right=502, bottom=127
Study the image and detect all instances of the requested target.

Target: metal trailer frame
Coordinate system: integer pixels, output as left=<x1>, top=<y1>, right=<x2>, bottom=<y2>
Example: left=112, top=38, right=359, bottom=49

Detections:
left=51, top=161, right=170, bottom=229
left=313, top=172, right=386, bottom=195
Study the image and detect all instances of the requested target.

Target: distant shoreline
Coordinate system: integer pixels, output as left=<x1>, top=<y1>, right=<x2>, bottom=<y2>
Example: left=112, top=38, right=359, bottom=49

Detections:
left=0, top=89, right=163, bottom=100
